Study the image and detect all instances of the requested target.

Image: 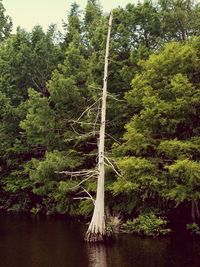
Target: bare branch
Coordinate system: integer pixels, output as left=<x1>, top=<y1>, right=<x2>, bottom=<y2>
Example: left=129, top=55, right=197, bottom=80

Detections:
left=56, top=168, right=98, bottom=191
left=88, top=85, right=102, bottom=91
left=57, top=169, right=97, bottom=177
left=70, top=121, right=101, bottom=126
left=80, top=186, right=95, bottom=203
left=31, top=78, right=41, bottom=91
left=74, top=186, right=95, bottom=204
left=70, top=124, right=97, bottom=138
left=104, top=156, right=122, bottom=177
left=73, top=174, right=96, bottom=188
left=70, top=124, right=84, bottom=136
left=107, top=93, right=126, bottom=102
left=74, top=98, right=101, bottom=124
left=105, top=132, right=121, bottom=144
left=74, top=197, right=92, bottom=200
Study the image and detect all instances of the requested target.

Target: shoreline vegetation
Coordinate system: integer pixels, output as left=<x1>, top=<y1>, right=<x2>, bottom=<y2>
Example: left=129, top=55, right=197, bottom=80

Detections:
left=0, top=0, right=200, bottom=238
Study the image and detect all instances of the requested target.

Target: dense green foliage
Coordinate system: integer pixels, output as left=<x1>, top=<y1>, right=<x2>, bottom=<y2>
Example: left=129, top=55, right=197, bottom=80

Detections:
left=122, top=212, right=171, bottom=237
left=0, top=0, right=200, bottom=236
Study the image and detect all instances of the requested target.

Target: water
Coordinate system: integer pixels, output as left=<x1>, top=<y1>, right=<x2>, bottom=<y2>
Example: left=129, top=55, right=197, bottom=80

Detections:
left=0, top=213, right=200, bottom=267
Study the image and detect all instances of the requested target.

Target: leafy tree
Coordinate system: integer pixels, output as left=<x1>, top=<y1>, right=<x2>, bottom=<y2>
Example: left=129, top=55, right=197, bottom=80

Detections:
left=0, top=25, right=64, bottom=211
left=21, top=35, right=89, bottom=148
left=84, top=0, right=102, bottom=49
left=166, top=159, right=200, bottom=222
left=63, top=3, right=83, bottom=47
left=158, top=0, right=200, bottom=41
left=0, top=0, right=12, bottom=41
left=18, top=31, right=94, bottom=213
left=113, top=37, right=200, bottom=219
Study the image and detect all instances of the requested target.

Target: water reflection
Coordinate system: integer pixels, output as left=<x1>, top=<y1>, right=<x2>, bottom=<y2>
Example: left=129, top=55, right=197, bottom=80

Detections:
left=1, top=214, right=200, bottom=267
left=0, top=214, right=89, bottom=267
left=87, top=244, right=107, bottom=267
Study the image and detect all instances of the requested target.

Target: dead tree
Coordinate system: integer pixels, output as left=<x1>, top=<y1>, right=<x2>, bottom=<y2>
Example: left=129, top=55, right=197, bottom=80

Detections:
left=85, top=11, right=113, bottom=242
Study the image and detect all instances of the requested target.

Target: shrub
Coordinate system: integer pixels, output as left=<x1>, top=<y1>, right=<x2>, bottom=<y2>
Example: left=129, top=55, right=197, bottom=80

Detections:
left=106, top=214, right=122, bottom=234
left=121, top=212, right=171, bottom=237
left=186, top=223, right=200, bottom=235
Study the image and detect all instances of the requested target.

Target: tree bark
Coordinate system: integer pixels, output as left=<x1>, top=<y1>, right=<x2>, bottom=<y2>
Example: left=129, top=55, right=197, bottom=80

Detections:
left=192, top=200, right=195, bottom=223
left=195, top=200, right=200, bottom=219
left=85, top=11, right=113, bottom=242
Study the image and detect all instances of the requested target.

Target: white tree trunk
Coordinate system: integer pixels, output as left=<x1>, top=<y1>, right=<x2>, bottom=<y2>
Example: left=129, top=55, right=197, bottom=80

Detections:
left=86, top=11, right=113, bottom=242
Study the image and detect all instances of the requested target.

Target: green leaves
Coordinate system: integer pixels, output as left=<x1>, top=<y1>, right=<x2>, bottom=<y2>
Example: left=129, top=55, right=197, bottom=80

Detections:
left=158, top=0, right=200, bottom=41
left=1, top=0, right=200, bottom=221
left=20, top=88, right=55, bottom=147
left=26, top=150, right=83, bottom=182
left=115, top=37, right=200, bottom=215
left=164, top=159, right=200, bottom=204
left=167, top=159, right=200, bottom=186
left=118, top=157, right=157, bottom=179
left=0, top=0, right=12, bottom=41
left=122, top=212, right=171, bottom=237
left=111, top=156, right=165, bottom=204
left=158, top=139, right=199, bottom=159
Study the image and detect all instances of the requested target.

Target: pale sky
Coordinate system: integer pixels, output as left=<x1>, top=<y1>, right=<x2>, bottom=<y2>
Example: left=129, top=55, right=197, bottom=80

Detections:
left=3, top=0, right=135, bottom=33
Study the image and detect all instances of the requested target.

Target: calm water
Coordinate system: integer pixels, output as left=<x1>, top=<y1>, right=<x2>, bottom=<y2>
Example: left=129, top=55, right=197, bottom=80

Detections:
left=0, top=213, right=200, bottom=267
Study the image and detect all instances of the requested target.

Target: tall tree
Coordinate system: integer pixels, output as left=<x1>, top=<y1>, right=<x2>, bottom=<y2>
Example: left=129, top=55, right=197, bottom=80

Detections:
left=84, top=0, right=102, bottom=51
left=112, top=37, right=200, bottom=220
left=86, top=11, right=113, bottom=242
left=63, top=3, right=83, bottom=47
left=0, top=25, right=64, bottom=212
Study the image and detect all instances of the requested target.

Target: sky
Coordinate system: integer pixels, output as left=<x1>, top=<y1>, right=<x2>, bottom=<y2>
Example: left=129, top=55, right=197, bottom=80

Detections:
left=3, top=0, right=135, bottom=33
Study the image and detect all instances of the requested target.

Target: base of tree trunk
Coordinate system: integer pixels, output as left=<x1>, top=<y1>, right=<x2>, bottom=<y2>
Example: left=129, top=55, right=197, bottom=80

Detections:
left=85, top=232, right=104, bottom=242
left=85, top=232, right=112, bottom=243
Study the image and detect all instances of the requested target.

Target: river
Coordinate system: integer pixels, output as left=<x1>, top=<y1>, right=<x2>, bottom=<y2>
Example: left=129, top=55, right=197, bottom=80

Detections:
left=0, top=213, right=200, bottom=267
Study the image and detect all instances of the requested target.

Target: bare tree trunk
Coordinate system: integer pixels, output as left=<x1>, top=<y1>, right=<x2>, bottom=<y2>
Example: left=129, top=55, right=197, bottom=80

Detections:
left=85, top=11, right=113, bottom=242
left=192, top=200, right=195, bottom=223
left=195, top=200, right=200, bottom=219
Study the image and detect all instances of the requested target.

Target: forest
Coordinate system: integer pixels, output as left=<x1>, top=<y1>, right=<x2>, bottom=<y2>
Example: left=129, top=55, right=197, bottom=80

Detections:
left=0, top=0, right=200, bottom=238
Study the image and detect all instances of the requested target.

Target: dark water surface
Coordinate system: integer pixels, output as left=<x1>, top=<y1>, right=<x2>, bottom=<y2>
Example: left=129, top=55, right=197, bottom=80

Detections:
left=0, top=213, right=200, bottom=267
